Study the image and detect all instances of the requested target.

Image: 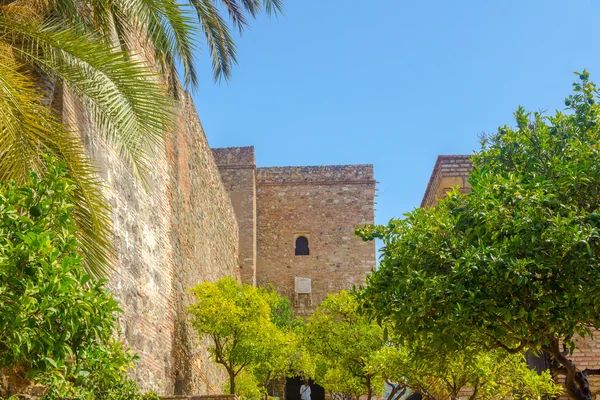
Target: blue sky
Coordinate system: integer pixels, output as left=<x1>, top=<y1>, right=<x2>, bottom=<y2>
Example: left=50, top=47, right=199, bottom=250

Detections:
left=191, top=0, right=600, bottom=227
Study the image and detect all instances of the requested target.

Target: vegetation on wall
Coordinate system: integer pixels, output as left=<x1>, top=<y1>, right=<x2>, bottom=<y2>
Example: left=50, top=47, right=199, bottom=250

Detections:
left=357, top=72, right=600, bottom=400
left=0, top=161, right=157, bottom=399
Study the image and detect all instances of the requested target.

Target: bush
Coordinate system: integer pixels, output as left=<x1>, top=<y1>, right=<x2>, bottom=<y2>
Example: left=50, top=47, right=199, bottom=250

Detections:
left=0, top=160, right=153, bottom=399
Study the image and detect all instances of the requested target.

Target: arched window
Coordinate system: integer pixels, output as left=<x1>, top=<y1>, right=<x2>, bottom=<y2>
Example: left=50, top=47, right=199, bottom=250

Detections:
left=295, top=236, right=310, bottom=256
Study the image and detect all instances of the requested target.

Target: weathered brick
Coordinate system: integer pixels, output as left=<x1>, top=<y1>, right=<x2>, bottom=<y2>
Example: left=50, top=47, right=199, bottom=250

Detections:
left=67, top=90, right=239, bottom=396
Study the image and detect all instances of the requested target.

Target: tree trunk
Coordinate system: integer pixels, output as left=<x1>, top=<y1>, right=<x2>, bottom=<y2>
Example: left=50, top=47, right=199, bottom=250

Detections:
left=386, top=380, right=406, bottom=400
left=228, top=370, right=236, bottom=395
left=366, top=376, right=373, bottom=400
left=548, top=338, right=600, bottom=400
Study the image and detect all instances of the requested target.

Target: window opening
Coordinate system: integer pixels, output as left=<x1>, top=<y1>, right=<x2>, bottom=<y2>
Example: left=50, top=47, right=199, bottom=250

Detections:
left=295, top=236, right=309, bottom=256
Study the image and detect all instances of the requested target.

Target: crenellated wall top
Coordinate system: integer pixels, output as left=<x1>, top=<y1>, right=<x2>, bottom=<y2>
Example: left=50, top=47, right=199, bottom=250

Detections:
left=256, top=164, right=375, bottom=186
left=212, top=147, right=256, bottom=168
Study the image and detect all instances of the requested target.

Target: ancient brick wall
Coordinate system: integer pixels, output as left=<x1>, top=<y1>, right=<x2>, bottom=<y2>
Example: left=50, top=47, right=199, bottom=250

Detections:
left=212, top=147, right=257, bottom=286
left=255, top=165, right=376, bottom=315
left=421, top=155, right=472, bottom=208
left=167, top=96, right=241, bottom=395
left=65, top=90, right=239, bottom=395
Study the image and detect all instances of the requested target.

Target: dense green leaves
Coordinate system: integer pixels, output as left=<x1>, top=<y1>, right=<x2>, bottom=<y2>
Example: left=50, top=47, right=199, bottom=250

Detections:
left=303, top=291, right=390, bottom=400
left=188, top=277, right=309, bottom=398
left=0, top=162, right=118, bottom=374
left=0, top=161, right=155, bottom=399
left=304, top=291, right=557, bottom=400
left=358, top=72, right=600, bottom=400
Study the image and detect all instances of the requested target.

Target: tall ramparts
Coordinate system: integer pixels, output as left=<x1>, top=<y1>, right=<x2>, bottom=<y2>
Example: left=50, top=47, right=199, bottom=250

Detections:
left=213, top=147, right=257, bottom=286
left=65, top=89, right=241, bottom=395
left=65, top=80, right=377, bottom=393
left=212, top=147, right=378, bottom=316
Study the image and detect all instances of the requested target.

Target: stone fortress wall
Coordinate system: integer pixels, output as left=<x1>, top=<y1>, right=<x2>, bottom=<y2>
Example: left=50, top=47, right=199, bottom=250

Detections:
left=212, top=147, right=257, bottom=286
left=71, top=82, right=377, bottom=395
left=422, top=155, right=600, bottom=395
left=68, top=90, right=240, bottom=396
left=213, top=147, right=377, bottom=315
left=255, top=164, right=377, bottom=315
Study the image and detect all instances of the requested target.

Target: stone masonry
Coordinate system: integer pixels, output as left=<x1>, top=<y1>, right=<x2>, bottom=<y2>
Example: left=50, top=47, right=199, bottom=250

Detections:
left=255, top=164, right=377, bottom=315
left=63, top=80, right=376, bottom=393
left=421, top=155, right=472, bottom=208
left=214, top=148, right=377, bottom=315
left=212, top=147, right=257, bottom=286
left=422, top=154, right=600, bottom=395
left=65, top=89, right=240, bottom=395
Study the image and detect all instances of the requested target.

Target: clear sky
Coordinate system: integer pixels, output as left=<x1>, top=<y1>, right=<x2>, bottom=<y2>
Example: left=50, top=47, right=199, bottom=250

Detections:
left=191, top=0, right=600, bottom=228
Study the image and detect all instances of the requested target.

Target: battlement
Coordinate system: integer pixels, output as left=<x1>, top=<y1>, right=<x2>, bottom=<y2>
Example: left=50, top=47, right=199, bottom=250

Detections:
left=211, top=148, right=376, bottom=320
left=421, top=155, right=473, bottom=208
left=212, top=146, right=256, bottom=168
left=256, top=164, right=375, bottom=186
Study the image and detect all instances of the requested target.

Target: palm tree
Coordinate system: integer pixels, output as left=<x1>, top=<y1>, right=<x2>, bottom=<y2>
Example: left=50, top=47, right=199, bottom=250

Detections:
left=0, top=0, right=283, bottom=277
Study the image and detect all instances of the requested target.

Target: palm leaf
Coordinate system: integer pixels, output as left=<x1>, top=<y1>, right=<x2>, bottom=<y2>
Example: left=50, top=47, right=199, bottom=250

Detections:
left=106, top=0, right=200, bottom=89
left=189, top=0, right=237, bottom=82
left=0, top=51, right=112, bottom=278
left=1, top=17, right=174, bottom=182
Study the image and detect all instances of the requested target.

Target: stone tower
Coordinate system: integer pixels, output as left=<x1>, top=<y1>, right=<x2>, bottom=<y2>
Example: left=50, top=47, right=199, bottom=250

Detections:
left=212, top=147, right=258, bottom=286
left=421, top=155, right=472, bottom=208
left=213, top=147, right=377, bottom=314
left=255, top=164, right=377, bottom=315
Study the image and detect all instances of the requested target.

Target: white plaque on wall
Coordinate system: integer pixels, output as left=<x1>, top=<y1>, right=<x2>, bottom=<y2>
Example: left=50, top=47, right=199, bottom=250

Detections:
left=295, top=277, right=312, bottom=294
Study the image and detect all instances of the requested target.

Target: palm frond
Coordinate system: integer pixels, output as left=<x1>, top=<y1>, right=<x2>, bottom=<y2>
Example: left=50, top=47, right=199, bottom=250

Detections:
left=262, top=0, right=283, bottom=16
left=218, top=0, right=249, bottom=33
left=244, top=0, right=263, bottom=17
left=1, top=17, right=174, bottom=182
left=0, top=50, right=113, bottom=278
left=105, top=0, right=199, bottom=89
left=0, top=0, right=284, bottom=278
left=190, top=0, right=237, bottom=82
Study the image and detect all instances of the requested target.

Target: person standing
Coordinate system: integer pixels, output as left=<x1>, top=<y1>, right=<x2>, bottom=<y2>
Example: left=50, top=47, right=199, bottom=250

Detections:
left=300, top=380, right=311, bottom=400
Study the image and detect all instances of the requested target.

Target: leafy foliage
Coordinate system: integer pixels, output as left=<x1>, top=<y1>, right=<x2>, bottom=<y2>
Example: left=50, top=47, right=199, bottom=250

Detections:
left=304, top=291, right=558, bottom=400
left=357, top=71, right=600, bottom=400
left=403, top=348, right=561, bottom=400
left=0, top=161, right=154, bottom=399
left=303, top=291, right=389, bottom=400
left=188, top=277, right=306, bottom=397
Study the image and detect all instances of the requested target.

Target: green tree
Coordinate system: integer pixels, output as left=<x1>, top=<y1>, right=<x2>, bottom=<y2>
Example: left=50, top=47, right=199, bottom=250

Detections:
left=188, top=277, right=296, bottom=396
left=254, top=287, right=313, bottom=397
left=400, top=348, right=560, bottom=400
left=304, top=291, right=388, bottom=400
left=0, top=160, right=153, bottom=399
left=357, top=71, right=600, bottom=400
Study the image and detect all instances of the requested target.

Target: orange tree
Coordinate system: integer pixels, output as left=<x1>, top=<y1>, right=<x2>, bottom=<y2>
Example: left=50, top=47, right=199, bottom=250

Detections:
left=358, top=71, right=600, bottom=400
left=188, top=278, right=303, bottom=396
left=0, top=160, right=155, bottom=399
